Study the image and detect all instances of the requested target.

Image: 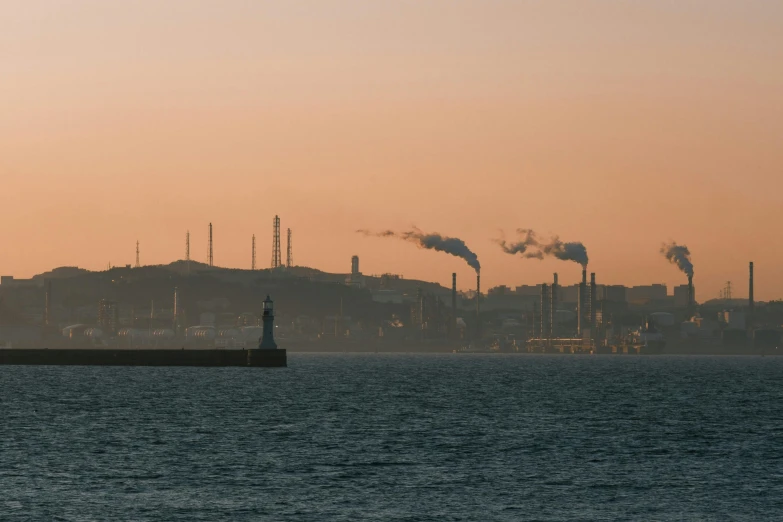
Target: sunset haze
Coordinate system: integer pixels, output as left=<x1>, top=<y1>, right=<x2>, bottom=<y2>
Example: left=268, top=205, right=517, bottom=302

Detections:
left=3, top=1, right=782, bottom=299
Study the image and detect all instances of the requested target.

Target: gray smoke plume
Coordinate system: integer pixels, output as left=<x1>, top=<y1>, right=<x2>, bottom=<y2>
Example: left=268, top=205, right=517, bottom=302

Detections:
left=494, top=229, right=544, bottom=259
left=358, top=227, right=481, bottom=272
left=660, top=242, right=694, bottom=278
left=539, top=236, right=589, bottom=267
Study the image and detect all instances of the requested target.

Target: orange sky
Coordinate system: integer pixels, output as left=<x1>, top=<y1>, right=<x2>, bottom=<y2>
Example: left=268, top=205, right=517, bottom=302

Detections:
left=2, top=1, right=782, bottom=299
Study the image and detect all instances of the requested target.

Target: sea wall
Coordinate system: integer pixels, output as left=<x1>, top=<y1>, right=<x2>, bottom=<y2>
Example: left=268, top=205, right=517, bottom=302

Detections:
left=0, top=349, right=287, bottom=367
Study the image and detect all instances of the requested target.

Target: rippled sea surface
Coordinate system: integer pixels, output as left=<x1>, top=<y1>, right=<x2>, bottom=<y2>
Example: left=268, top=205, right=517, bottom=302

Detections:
left=2, top=354, right=782, bottom=521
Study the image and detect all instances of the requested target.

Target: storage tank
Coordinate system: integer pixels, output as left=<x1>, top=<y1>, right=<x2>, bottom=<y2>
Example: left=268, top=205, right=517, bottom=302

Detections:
left=83, top=328, right=104, bottom=339
left=152, top=329, right=175, bottom=339
left=187, top=326, right=216, bottom=340
left=62, top=324, right=89, bottom=338
left=218, top=329, right=239, bottom=339
left=117, top=328, right=144, bottom=338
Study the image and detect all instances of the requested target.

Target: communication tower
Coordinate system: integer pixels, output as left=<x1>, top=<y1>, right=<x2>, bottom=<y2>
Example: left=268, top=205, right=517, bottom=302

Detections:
left=252, top=234, right=257, bottom=270
left=271, top=216, right=281, bottom=268
left=286, top=228, right=293, bottom=268
left=135, top=241, right=140, bottom=268
left=208, top=223, right=214, bottom=267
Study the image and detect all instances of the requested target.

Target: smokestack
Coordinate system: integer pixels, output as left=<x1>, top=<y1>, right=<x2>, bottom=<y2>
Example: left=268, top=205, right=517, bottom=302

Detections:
left=687, top=274, right=694, bottom=315
left=577, top=284, right=582, bottom=337
left=44, top=279, right=52, bottom=327
left=590, top=273, right=596, bottom=340
left=577, top=268, right=587, bottom=338
left=452, top=273, right=457, bottom=339
left=749, top=262, right=754, bottom=313
left=540, top=283, right=550, bottom=340
left=550, top=273, right=558, bottom=339
left=476, top=273, right=481, bottom=341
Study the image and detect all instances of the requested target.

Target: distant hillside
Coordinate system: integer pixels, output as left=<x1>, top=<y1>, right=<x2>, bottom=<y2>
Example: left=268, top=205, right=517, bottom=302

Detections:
left=32, top=266, right=90, bottom=280
left=32, top=261, right=452, bottom=296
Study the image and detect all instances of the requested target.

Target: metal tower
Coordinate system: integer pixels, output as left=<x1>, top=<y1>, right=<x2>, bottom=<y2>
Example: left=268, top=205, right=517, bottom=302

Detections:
left=286, top=228, right=292, bottom=268
left=208, top=223, right=214, bottom=267
left=185, top=231, right=190, bottom=262
left=271, top=216, right=281, bottom=268
left=135, top=240, right=140, bottom=268
left=252, top=234, right=257, bottom=270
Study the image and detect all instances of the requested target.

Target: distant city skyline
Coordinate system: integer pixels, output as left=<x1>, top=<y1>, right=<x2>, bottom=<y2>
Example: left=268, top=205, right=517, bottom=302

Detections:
left=2, top=1, right=782, bottom=299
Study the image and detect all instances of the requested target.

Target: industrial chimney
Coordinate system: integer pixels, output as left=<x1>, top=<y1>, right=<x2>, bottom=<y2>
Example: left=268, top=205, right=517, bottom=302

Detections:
left=577, top=268, right=587, bottom=338
left=687, top=274, right=694, bottom=317
left=749, top=262, right=754, bottom=329
left=590, top=273, right=597, bottom=341
left=550, top=273, right=558, bottom=339
left=476, top=272, right=481, bottom=341
left=540, top=283, right=550, bottom=340
left=451, top=273, right=457, bottom=339
left=577, top=284, right=582, bottom=338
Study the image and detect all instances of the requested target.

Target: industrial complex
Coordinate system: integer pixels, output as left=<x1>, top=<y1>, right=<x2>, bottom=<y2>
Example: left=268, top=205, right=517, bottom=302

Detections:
left=0, top=216, right=780, bottom=356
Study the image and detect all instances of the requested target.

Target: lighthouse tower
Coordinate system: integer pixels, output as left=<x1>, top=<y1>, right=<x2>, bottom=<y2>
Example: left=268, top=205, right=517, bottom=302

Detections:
left=258, top=295, right=278, bottom=350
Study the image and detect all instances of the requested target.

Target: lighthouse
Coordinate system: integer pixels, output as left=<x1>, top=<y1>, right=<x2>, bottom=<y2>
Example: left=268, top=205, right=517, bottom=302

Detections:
left=258, top=295, right=278, bottom=350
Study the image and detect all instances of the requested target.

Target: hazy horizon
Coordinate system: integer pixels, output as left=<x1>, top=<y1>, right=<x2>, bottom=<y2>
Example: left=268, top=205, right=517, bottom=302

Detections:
left=3, top=1, right=782, bottom=299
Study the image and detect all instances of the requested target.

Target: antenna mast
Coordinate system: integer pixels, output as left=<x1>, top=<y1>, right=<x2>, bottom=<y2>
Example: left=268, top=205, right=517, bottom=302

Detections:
left=286, top=228, right=292, bottom=268
left=271, top=216, right=281, bottom=268
left=208, top=222, right=214, bottom=267
left=135, top=240, right=140, bottom=268
left=252, top=234, right=257, bottom=270
left=185, top=230, right=190, bottom=273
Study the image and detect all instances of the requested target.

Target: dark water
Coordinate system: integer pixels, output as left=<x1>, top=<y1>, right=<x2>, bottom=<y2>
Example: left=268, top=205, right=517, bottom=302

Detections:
left=1, top=354, right=782, bottom=521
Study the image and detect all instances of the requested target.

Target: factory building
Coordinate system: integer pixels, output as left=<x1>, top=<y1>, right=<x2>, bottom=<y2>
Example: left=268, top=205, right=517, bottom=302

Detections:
left=596, top=285, right=626, bottom=303
left=410, top=288, right=450, bottom=340
left=514, top=285, right=541, bottom=297
left=673, top=284, right=696, bottom=308
left=627, top=284, right=668, bottom=303
left=0, top=276, right=41, bottom=288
